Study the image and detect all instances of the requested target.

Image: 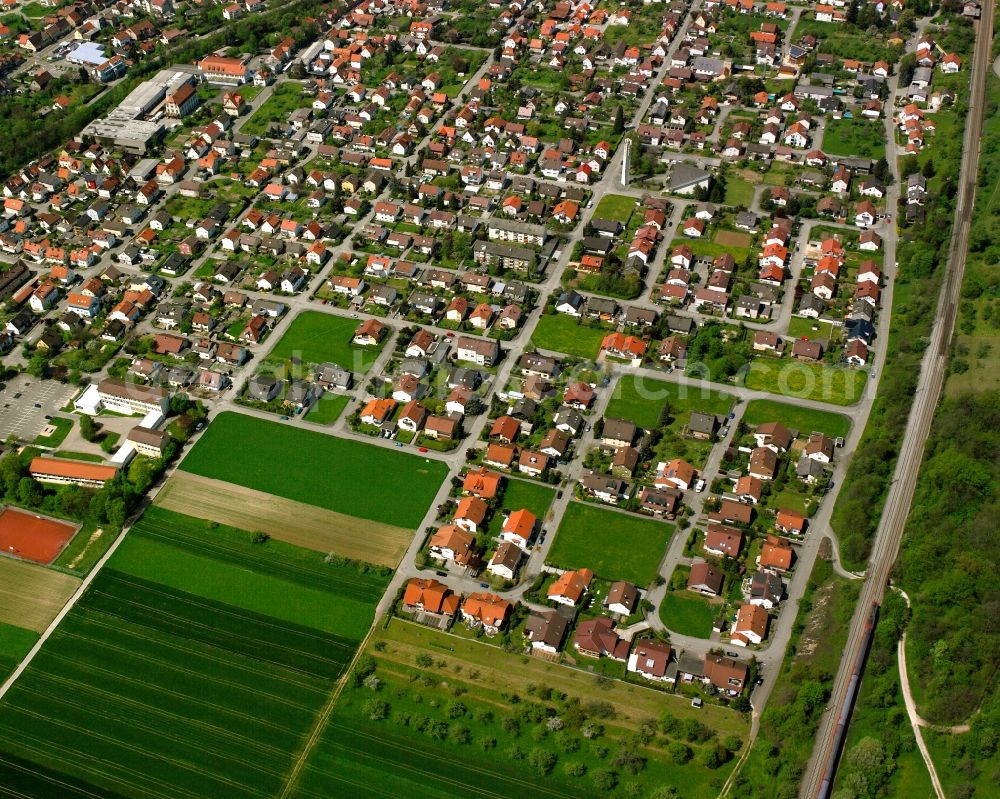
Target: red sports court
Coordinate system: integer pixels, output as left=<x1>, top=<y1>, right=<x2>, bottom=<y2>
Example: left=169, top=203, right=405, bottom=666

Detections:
left=0, top=507, right=78, bottom=565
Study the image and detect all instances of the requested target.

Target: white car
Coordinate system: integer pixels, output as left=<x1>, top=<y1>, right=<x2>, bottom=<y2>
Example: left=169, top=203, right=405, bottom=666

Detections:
left=694, top=479, right=706, bottom=493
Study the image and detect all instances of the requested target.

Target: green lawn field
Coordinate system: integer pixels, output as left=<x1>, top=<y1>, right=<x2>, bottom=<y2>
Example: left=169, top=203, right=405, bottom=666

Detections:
left=741, top=399, right=851, bottom=438
left=787, top=316, right=836, bottom=344
left=592, top=194, right=638, bottom=224
left=304, top=392, right=350, bottom=425
left=488, top=479, right=555, bottom=535
left=547, top=503, right=673, bottom=586
left=668, top=237, right=752, bottom=262
left=607, top=375, right=733, bottom=430
left=744, top=361, right=866, bottom=406
left=267, top=311, right=383, bottom=373
left=531, top=314, right=608, bottom=359
left=242, top=82, right=313, bottom=136
left=723, top=177, right=755, bottom=207
left=659, top=591, right=717, bottom=638
left=33, top=417, right=72, bottom=448
left=180, top=412, right=448, bottom=528
left=0, top=622, right=37, bottom=683
left=821, top=117, right=886, bottom=160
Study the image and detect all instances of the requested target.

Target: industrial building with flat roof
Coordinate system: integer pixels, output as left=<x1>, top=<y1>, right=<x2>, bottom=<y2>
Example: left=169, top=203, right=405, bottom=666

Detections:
left=66, top=41, right=107, bottom=66
left=80, top=68, right=198, bottom=152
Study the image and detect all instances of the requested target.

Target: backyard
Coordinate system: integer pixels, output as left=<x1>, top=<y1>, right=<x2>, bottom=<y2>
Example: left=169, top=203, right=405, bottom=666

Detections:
left=487, top=478, right=556, bottom=536
left=304, top=393, right=350, bottom=425
left=241, top=82, right=313, bottom=136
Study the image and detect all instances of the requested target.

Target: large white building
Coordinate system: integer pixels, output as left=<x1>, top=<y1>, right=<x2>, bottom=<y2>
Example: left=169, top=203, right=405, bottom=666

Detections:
left=96, top=378, right=169, bottom=416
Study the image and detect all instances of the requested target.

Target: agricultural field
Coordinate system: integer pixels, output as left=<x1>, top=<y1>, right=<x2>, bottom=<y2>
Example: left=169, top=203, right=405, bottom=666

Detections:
left=156, top=472, right=415, bottom=568
left=0, top=507, right=389, bottom=799
left=291, top=618, right=747, bottom=799
left=117, top=507, right=389, bottom=639
left=266, top=311, right=383, bottom=374
left=821, top=117, right=887, bottom=160
left=0, top=622, right=37, bottom=683
left=547, top=503, right=673, bottom=586
left=607, top=375, right=733, bottom=431
left=741, top=399, right=851, bottom=439
left=531, top=314, right=608, bottom=359
left=659, top=591, right=718, bottom=639
left=0, top=570, right=340, bottom=799
left=592, top=194, right=639, bottom=224
left=744, top=361, right=866, bottom=406
left=0, top=558, right=79, bottom=634
left=179, top=412, right=448, bottom=530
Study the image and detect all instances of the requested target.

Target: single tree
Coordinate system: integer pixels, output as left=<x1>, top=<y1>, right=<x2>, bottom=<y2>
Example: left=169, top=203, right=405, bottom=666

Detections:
left=613, top=105, right=625, bottom=135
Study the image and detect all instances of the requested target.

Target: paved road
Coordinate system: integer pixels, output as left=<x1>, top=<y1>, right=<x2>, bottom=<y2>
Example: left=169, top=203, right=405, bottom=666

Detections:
left=799, top=1, right=996, bottom=795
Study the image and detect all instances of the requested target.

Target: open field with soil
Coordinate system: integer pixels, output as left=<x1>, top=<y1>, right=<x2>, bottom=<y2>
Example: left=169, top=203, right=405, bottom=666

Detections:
left=179, top=412, right=448, bottom=530
left=0, top=558, right=79, bottom=634
left=547, top=503, right=673, bottom=586
left=714, top=230, right=752, bottom=249
left=292, top=618, right=748, bottom=799
left=156, top=472, right=414, bottom=568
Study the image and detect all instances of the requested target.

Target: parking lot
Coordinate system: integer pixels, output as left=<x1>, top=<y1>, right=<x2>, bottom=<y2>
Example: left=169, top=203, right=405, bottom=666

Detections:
left=0, top=376, right=76, bottom=441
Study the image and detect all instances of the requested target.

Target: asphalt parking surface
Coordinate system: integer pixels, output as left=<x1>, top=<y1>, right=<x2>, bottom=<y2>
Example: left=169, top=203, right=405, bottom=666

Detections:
left=0, top=377, right=76, bottom=441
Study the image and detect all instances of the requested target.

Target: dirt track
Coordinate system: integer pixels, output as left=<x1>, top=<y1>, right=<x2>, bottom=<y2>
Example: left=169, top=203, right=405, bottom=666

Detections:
left=0, top=558, right=81, bottom=633
left=155, top=473, right=413, bottom=568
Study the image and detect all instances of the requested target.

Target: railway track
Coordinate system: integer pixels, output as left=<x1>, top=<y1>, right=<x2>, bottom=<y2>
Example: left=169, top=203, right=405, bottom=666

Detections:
left=801, top=1, right=996, bottom=795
